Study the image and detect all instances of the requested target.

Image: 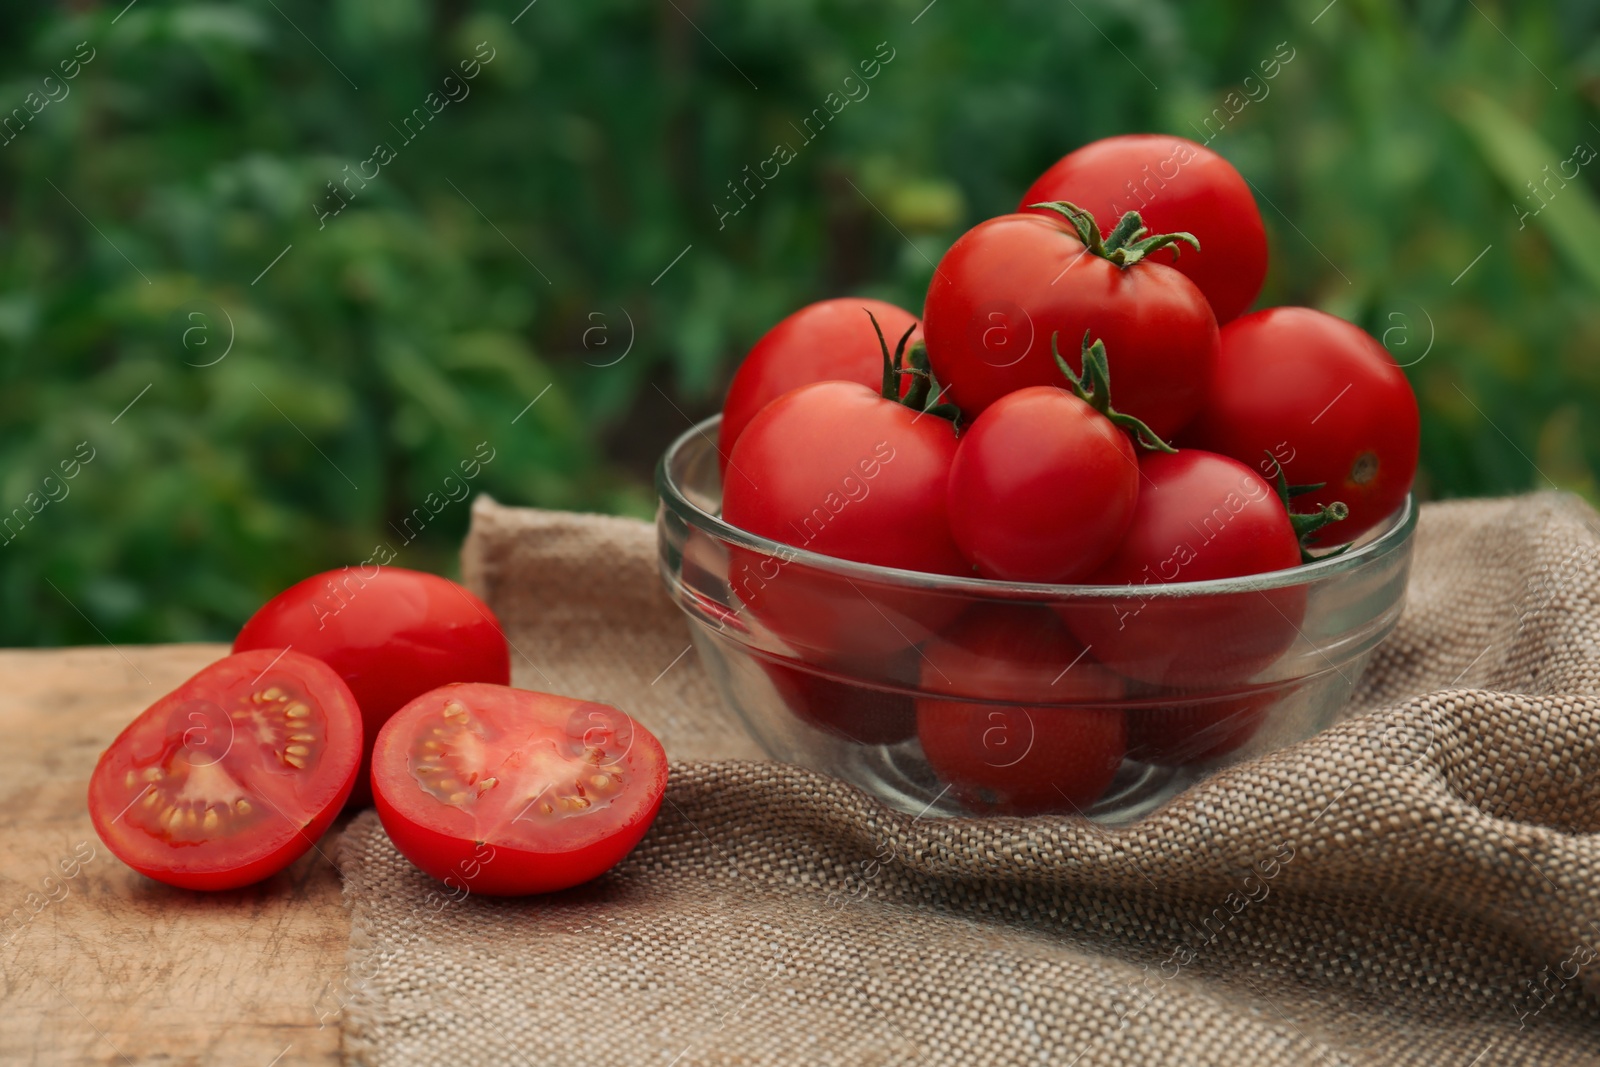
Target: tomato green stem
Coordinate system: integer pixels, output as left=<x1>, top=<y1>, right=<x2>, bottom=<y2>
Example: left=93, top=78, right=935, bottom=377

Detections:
left=1262, top=451, right=1351, bottom=562
left=1029, top=200, right=1200, bottom=268
left=1052, top=331, right=1176, bottom=453
left=866, top=310, right=959, bottom=426
left=869, top=311, right=914, bottom=400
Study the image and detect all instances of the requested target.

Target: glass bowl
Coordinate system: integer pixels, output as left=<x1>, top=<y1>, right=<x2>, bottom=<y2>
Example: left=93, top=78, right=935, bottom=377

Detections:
left=656, top=416, right=1417, bottom=822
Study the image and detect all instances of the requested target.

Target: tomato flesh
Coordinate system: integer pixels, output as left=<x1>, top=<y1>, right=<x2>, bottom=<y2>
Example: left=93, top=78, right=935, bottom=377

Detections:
left=88, top=649, right=362, bottom=891
left=371, top=684, right=667, bottom=896
left=235, top=566, right=511, bottom=808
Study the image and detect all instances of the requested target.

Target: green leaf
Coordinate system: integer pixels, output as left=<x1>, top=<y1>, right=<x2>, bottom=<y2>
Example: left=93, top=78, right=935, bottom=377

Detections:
left=1451, top=89, right=1600, bottom=293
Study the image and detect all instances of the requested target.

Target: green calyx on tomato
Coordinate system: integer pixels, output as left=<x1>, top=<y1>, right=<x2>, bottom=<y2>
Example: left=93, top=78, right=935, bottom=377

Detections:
left=1028, top=200, right=1200, bottom=269
left=1262, top=451, right=1350, bottom=562
left=718, top=298, right=921, bottom=471
left=1052, top=331, right=1176, bottom=454
left=868, top=311, right=961, bottom=424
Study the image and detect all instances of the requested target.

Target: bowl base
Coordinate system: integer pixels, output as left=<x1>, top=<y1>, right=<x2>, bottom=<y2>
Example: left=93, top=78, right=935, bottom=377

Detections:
left=836, top=741, right=1198, bottom=823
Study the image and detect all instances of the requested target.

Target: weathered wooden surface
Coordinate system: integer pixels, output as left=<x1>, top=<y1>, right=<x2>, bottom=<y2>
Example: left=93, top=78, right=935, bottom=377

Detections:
left=0, top=645, right=347, bottom=1066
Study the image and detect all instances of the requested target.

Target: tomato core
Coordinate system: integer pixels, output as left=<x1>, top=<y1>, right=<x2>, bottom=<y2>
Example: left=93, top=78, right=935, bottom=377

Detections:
left=404, top=694, right=636, bottom=831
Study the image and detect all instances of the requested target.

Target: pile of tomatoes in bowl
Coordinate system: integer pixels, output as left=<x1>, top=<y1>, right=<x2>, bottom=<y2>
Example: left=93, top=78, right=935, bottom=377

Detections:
left=660, top=133, right=1421, bottom=820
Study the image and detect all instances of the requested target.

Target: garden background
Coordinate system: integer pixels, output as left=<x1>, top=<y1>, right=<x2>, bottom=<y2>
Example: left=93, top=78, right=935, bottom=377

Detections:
left=3, top=0, right=1596, bottom=646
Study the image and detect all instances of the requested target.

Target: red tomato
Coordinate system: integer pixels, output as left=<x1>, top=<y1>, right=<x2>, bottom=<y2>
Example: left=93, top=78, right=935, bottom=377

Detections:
left=764, top=659, right=917, bottom=745
left=235, top=567, right=511, bottom=807
left=1182, top=307, right=1419, bottom=547
left=1125, top=689, right=1275, bottom=766
left=917, top=605, right=1126, bottom=814
left=1062, top=450, right=1305, bottom=689
left=718, top=298, right=920, bottom=470
left=371, top=684, right=667, bottom=896
left=922, top=211, right=1218, bottom=437
left=88, top=649, right=363, bottom=891
left=947, top=385, right=1138, bottom=582
left=1020, top=134, right=1267, bottom=324
left=722, top=380, right=967, bottom=666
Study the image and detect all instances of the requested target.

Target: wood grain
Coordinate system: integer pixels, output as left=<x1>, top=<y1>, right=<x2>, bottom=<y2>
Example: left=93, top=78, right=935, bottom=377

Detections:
left=0, top=645, right=347, bottom=1066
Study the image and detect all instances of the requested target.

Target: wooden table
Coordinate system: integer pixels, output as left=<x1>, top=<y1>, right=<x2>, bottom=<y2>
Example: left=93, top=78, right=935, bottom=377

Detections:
left=1, top=646, right=346, bottom=1066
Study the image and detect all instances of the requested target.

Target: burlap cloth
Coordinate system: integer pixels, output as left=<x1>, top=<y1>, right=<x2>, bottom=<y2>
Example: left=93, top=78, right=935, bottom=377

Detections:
left=334, top=493, right=1600, bottom=1066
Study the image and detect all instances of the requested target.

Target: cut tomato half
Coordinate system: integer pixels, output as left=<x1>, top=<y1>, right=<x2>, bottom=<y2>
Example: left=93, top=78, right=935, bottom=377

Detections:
left=371, top=684, right=668, bottom=896
left=87, top=649, right=363, bottom=891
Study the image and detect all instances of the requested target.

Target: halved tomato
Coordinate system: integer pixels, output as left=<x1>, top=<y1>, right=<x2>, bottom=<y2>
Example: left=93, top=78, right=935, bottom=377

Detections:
left=371, top=684, right=668, bottom=896
left=87, top=649, right=363, bottom=891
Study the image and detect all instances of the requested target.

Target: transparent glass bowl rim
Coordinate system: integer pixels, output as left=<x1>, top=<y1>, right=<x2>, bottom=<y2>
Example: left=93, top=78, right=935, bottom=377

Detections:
left=658, top=415, right=1418, bottom=602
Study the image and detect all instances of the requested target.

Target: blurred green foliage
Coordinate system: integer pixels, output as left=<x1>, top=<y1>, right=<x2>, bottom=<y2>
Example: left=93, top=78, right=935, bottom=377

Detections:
left=2, top=0, right=1597, bottom=646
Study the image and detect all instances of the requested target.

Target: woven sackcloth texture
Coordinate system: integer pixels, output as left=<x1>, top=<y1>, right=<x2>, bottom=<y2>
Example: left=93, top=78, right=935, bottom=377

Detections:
left=336, top=493, right=1600, bottom=1066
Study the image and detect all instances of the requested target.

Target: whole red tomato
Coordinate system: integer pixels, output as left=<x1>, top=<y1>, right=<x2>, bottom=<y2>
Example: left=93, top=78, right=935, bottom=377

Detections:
left=921, top=209, right=1218, bottom=438
left=718, top=298, right=919, bottom=470
left=917, top=605, right=1126, bottom=814
left=946, top=335, right=1168, bottom=583
left=235, top=567, right=511, bottom=807
left=1020, top=134, right=1267, bottom=324
left=721, top=376, right=966, bottom=666
left=1062, top=450, right=1310, bottom=689
left=1182, top=307, right=1419, bottom=547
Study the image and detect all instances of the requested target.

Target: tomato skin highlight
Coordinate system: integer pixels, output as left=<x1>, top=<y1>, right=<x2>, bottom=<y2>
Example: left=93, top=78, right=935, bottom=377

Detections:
left=922, top=212, right=1218, bottom=437
left=718, top=298, right=920, bottom=470
left=1182, top=307, right=1420, bottom=547
left=1063, top=450, right=1306, bottom=689
left=947, top=386, right=1139, bottom=583
left=371, top=684, right=668, bottom=896
left=916, top=605, right=1127, bottom=814
left=234, top=567, right=511, bottom=808
left=87, top=649, right=363, bottom=892
left=1020, top=134, right=1268, bottom=324
left=722, top=380, right=967, bottom=665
